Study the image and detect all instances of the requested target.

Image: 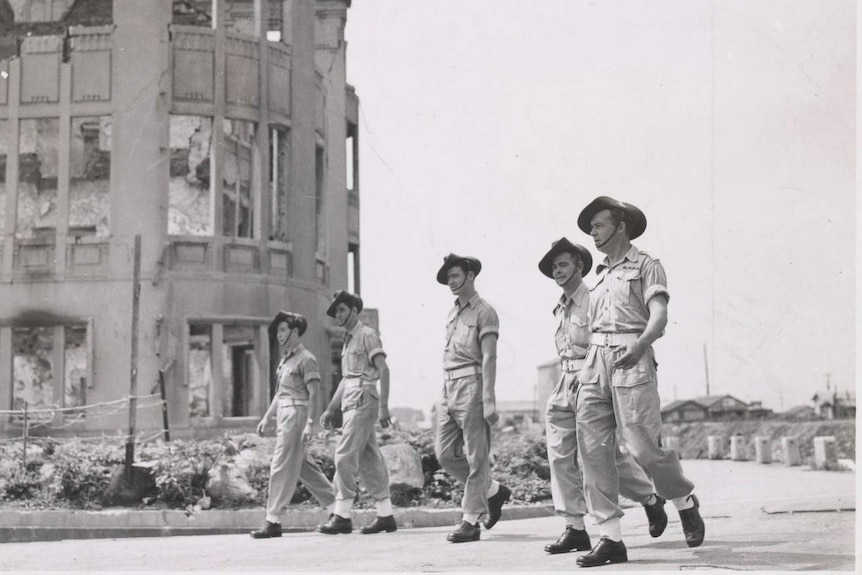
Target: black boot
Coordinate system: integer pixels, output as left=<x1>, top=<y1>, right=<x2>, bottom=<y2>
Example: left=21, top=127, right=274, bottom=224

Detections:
left=483, top=484, right=512, bottom=529
left=544, top=526, right=591, bottom=554
left=250, top=520, right=282, bottom=539
left=447, top=520, right=481, bottom=543
left=317, top=514, right=353, bottom=534
left=576, top=538, right=628, bottom=568
left=643, top=495, right=668, bottom=538
left=360, top=515, right=397, bottom=534
left=678, top=494, right=705, bottom=547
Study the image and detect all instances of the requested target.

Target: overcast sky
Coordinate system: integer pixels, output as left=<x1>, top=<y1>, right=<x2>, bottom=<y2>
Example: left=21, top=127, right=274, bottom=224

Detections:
left=343, top=0, right=855, bottom=416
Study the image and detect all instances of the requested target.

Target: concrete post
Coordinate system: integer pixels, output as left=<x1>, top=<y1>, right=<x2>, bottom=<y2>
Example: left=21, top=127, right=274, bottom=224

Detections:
left=664, top=436, right=681, bottom=458
left=730, top=435, right=747, bottom=461
left=754, top=436, right=771, bottom=464
left=813, top=436, right=837, bottom=470
left=781, top=436, right=801, bottom=466
left=707, top=435, right=725, bottom=460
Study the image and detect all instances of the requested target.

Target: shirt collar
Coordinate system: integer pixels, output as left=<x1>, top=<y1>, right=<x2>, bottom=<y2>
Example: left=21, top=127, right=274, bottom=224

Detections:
left=282, top=342, right=305, bottom=360
left=454, top=292, right=481, bottom=310
left=554, top=281, right=589, bottom=313
left=346, top=320, right=364, bottom=340
left=597, top=245, right=640, bottom=274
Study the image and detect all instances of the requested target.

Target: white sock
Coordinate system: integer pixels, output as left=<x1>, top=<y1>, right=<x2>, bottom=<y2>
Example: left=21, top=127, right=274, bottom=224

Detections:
left=598, top=518, right=622, bottom=542
left=564, top=515, right=586, bottom=530
left=487, top=479, right=500, bottom=498
left=334, top=498, right=354, bottom=517
left=325, top=502, right=335, bottom=516
left=463, top=512, right=481, bottom=525
left=265, top=514, right=281, bottom=524
left=643, top=494, right=658, bottom=506
left=672, top=493, right=695, bottom=511
left=375, top=498, right=393, bottom=517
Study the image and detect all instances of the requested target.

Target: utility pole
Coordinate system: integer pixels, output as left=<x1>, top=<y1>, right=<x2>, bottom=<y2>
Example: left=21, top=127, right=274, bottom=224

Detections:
left=125, top=235, right=142, bottom=482
left=703, top=343, right=710, bottom=397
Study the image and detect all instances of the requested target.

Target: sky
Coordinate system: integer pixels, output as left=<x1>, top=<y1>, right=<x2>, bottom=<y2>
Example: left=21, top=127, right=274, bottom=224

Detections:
left=342, top=0, right=855, bottom=417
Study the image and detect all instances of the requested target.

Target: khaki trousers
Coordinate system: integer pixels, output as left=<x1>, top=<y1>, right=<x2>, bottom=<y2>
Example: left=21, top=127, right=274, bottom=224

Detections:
left=435, top=374, right=491, bottom=516
left=546, top=371, right=655, bottom=521
left=576, top=345, right=694, bottom=523
left=266, top=404, right=335, bottom=520
left=333, top=386, right=391, bottom=502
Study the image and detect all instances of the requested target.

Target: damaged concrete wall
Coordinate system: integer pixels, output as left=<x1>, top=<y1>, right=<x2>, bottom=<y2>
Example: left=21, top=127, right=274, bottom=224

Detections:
left=16, top=118, right=59, bottom=239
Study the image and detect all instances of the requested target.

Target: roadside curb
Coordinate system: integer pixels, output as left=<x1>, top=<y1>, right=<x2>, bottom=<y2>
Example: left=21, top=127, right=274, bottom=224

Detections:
left=0, top=504, right=555, bottom=544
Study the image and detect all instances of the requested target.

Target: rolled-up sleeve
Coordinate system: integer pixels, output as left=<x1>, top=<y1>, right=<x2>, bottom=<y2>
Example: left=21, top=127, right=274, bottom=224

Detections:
left=363, top=331, right=387, bottom=362
left=477, top=305, right=500, bottom=340
left=641, top=259, right=670, bottom=305
left=301, top=355, right=321, bottom=384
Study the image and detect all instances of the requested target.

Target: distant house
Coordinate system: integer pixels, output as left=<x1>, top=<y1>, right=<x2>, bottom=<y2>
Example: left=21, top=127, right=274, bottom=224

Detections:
left=692, top=395, right=750, bottom=420
left=390, top=407, right=426, bottom=428
left=745, top=401, right=774, bottom=420
left=661, top=400, right=708, bottom=423
left=812, top=389, right=856, bottom=419
left=497, top=400, right=540, bottom=430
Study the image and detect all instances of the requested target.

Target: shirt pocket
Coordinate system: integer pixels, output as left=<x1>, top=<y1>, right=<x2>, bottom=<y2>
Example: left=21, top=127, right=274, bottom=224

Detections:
left=568, top=314, right=590, bottom=345
left=454, top=318, right=477, bottom=347
left=347, top=349, right=366, bottom=373
left=613, top=270, right=641, bottom=305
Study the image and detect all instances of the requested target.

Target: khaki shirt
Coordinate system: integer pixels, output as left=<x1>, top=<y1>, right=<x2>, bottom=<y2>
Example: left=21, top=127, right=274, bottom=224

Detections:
left=590, top=245, right=670, bottom=334
left=443, top=292, right=499, bottom=370
left=275, top=343, right=320, bottom=401
left=341, top=321, right=386, bottom=380
left=554, top=281, right=591, bottom=361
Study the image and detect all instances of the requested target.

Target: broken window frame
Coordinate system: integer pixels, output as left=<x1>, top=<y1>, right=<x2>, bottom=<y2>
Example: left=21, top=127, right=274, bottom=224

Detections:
left=222, top=118, right=256, bottom=239
left=9, top=321, right=92, bottom=425
left=16, top=117, right=60, bottom=241
left=168, top=114, right=215, bottom=237
left=68, top=115, right=111, bottom=238
left=186, top=318, right=267, bottom=424
left=268, top=124, right=288, bottom=242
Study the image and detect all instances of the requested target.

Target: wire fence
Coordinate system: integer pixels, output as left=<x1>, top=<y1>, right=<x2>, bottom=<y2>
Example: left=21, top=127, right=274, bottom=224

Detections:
left=0, top=392, right=170, bottom=470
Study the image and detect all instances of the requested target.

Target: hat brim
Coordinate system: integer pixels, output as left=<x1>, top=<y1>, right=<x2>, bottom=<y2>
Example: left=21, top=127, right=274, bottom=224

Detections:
left=577, top=196, right=646, bottom=240
left=269, top=311, right=307, bottom=337
left=538, top=240, right=593, bottom=278
left=326, top=293, right=363, bottom=317
left=436, top=255, right=482, bottom=284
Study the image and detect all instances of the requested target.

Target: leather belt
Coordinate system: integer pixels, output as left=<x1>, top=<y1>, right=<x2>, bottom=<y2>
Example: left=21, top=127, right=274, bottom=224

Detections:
left=560, top=358, right=585, bottom=372
left=443, top=365, right=482, bottom=381
left=590, top=332, right=640, bottom=347
left=277, top=398, right=309, bottom=408
left=344, top=377, right=378, bottom=389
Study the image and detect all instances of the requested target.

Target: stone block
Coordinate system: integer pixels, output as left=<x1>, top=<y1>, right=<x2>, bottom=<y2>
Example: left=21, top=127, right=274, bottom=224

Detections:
left=730, top=435, right=747, bottom=461
left=707, top=435, right=725, bottom=460
left=754, top=436, right=771, bottom=464
left=380, top=443, right=424, bottom=490
left=813, top=436, right=837, bottom=470
left=781, top=436, right=801, bottom=466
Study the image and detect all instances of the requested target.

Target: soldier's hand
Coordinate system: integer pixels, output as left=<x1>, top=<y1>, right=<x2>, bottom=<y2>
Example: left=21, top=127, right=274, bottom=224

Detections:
left=378, top=405, right=391, bottom=428
left=483, top=402, right=499, bottom=425
left=256, top=418, right=268, bottom=437
left=302, top=422, right=314, bottom=443
left=613, top=341, right=646, bottom=370
left=320, top=410, right=333, bottom=429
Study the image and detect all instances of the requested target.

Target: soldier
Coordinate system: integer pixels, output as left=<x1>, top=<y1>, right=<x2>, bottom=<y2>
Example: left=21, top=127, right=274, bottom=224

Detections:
left=318, top=290, right=396, bottom=535
left=435, top=253, right=511, bottom=543
left=538, top=238, right=667, bottom=556
left=574, top=197, right=705, bottom=567
left=251, top=311, right=336, bottom=539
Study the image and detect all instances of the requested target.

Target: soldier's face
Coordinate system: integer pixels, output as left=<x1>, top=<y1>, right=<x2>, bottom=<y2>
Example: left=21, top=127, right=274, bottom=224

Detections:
left=334, top=303, right=353, bottom=326
left=590, top=209, right=620, bottom=250
left=551, top=252, right=579, bottom=286
left=446, top=267, right=470, bottom=295
left=276, top=322, right=292, bottom=346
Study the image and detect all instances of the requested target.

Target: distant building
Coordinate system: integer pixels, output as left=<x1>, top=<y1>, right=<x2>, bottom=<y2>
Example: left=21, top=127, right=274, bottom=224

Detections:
left=812, top=388, right=856, bottom=419
left=691, top=395, right=749, bottom=420
left=745, top=401, right=773, bottom=420
left=390, top=406, right=425, bottom=428
left=0, top=0, right=364, bottom=437
left=660, top=400, right=708, bottom=423
left=497, top=400, right=540, bottom=431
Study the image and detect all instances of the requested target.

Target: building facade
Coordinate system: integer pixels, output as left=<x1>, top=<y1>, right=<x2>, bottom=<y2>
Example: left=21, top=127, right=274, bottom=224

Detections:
left=0, top=0, right=362, bottom=437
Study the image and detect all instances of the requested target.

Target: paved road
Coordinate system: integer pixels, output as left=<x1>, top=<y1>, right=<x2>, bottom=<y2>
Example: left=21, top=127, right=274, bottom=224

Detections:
left=0, top=460, right=855, bottom=572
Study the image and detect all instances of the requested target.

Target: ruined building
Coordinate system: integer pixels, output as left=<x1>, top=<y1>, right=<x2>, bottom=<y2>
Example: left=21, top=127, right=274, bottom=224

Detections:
left=0, top=0, right=363, bottom=436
